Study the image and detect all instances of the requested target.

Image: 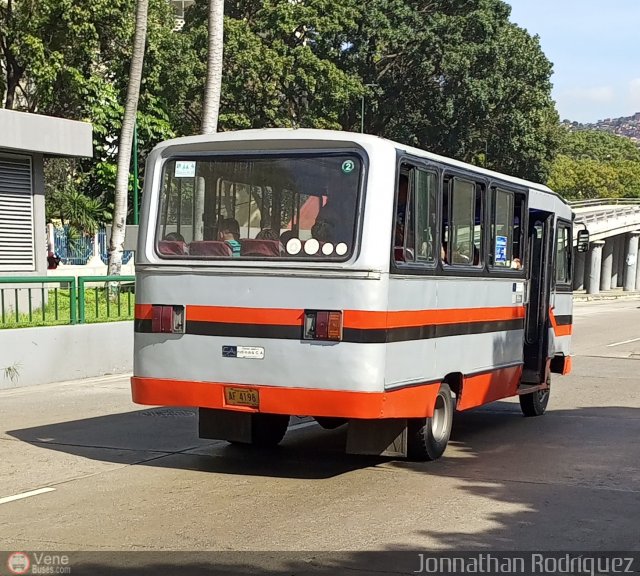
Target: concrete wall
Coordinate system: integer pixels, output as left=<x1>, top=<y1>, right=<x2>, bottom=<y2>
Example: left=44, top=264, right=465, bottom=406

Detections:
left=33, top=153, right=47, bottom=275
left=0, top=322, right=133, bottom=390
left=0, top=109, right=93, bottom=158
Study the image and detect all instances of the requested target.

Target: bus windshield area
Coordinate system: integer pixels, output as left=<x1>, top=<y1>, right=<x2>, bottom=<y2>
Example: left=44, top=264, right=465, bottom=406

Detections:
left=155, top=153, right=362, bottom=261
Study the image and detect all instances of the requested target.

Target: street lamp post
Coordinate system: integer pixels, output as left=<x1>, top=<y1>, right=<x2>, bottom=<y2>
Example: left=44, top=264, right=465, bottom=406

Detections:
left=360, top=83, right=378, bottom=134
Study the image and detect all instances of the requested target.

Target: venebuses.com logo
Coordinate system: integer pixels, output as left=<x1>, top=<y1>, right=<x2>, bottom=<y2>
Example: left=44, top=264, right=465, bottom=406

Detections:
left=7, top=552, right=30, bottom=575
left=5, top=551, right=72, bottom=575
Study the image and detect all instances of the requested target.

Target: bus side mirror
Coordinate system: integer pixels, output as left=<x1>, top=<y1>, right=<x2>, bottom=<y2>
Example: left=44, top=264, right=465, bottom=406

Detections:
left=576, top=229, right=590, bottom=253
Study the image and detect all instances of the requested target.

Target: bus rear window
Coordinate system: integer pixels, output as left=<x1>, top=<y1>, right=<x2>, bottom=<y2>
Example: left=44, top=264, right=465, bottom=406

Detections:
left=156, top=154, right=362, bottom=261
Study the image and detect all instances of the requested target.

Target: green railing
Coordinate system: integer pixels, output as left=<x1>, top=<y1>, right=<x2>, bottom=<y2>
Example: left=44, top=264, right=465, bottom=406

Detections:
left=0, top=277, right=77, bottom=327
left=0, top=275, right=135, bottom=329
left=77, top=276, right=135, bottom=324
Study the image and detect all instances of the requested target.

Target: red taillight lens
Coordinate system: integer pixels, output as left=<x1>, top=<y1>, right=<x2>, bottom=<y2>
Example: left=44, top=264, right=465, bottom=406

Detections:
left=304, top=310, right=342, bottom=341
left=315, top=311, right=329, bottom=339
left=151, top=305, right=184, bottom=334
left=327, top=312, right=342, bottom=340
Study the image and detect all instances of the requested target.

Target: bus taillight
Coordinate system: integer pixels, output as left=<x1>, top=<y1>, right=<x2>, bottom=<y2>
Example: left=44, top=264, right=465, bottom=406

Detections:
left=151, top=305, right=184, bottom=334
left=304, top=310, right=343, bottom=341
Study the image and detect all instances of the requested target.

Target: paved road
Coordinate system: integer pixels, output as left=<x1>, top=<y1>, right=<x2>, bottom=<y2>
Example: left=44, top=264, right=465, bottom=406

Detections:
left=0, top=299, right=639, bottom=570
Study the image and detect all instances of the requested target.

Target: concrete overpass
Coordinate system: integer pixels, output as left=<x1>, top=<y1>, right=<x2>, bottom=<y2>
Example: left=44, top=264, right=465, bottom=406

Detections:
left=570, top=199, right=640, bottom=294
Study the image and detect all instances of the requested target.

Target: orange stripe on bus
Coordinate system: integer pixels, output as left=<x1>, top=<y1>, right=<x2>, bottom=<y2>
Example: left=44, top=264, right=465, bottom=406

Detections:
left=187, top=305, right=304, bottom=326
left=549, top=310, right=572, bottom=337
left=137, top=305, right=525, bottom=330
left=457, top=365, right=523, bottom=411
left=131, top=377, right=441, bottom=419
left=380, top=306, right=525, bottom=328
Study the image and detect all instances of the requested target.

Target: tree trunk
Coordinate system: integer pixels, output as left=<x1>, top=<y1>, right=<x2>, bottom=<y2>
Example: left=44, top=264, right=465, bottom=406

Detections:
left=2, top=0, right=21, bottom=110
left=201, top=0, right=225, bottom=134
left=108, top=0, right=149, bottom=276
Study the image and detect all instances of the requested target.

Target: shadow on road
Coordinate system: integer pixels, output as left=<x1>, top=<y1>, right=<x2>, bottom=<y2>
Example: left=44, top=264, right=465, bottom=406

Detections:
left=7, top=401, right=639, bottom=481
left=5, top=403, right=640, bottom=553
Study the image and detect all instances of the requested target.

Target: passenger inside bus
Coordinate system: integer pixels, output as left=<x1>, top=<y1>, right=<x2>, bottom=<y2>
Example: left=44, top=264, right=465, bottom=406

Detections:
left=255, top=228, right=279, bottom=241
left=158, top=231, right=188, bottom=255
left=218, top=218, right=241, bottom=257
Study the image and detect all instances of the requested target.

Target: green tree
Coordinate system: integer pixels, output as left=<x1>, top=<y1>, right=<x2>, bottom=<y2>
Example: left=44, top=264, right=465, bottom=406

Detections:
left=156, top=0, right=363, bottom=136
left=1, top=0, right=176, bottom=213
left=109, top=0, right=149, bottom=276
left=339, top=0, right=559, bottom=181
left=556, top=128, right=640, bottom=163
left=548, top=129, right=640, bottom=199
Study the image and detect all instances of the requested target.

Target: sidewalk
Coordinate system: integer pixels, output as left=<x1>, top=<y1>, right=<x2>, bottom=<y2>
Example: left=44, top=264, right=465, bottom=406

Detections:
left=573, top=288, right=640, bottom=301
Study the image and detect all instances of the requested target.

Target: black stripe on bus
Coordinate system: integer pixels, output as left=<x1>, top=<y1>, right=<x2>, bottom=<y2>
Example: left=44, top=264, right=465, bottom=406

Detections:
left=553, top=314, right=572, bottom=326
left=135, top=318, right=524, bottom=343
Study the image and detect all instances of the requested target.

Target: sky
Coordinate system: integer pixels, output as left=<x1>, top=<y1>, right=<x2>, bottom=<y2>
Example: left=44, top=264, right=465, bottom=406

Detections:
left=507, top=0, right=640, bottom=123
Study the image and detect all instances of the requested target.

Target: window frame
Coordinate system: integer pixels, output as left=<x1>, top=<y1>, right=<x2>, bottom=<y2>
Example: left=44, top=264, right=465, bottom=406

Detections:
left=554, top=218, right=573, bottom=290
left=153, top=148, right=369, bottom=264
left=441, top=174, right=486, bottom=272
left=488, top=185, right=528, bottom=277
left=391, top=157, right=440, bottom=273
left=390, top=156, right=440, bottom=274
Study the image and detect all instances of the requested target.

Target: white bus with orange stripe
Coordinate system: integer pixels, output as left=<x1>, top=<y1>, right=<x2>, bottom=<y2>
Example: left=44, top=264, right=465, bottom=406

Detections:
left=132, top=129, right=585, bottom=461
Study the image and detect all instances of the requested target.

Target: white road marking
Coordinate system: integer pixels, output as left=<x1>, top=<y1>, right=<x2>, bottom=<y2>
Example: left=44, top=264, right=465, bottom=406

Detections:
left=0, top=487, right=55, bottom=505
left=288, top=421, right=318, bottom=431
left=607, top=337, right=640, bottom=347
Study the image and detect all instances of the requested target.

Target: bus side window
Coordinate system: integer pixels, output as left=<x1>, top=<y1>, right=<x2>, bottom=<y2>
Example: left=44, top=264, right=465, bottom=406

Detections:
left=555, top=222, right=572, bottom=285
left=490, top=188, right=526, bottom=270
left=394, top=167, right=437, bottom=265
left=394, top=173, right=411, bottom=261
left=444, top=177, right=483, bottom=267
left=415, top=169, right=437, bottom=263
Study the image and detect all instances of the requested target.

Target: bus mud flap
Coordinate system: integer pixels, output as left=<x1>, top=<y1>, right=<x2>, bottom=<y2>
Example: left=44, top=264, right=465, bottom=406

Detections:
left=346, top=418, right=408, bottom=458
left=199, top=407, right=252, bottom=443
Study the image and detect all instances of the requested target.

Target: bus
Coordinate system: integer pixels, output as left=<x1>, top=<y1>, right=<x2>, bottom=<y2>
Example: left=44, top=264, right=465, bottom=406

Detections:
left=131, top=129, right=586, bottom=461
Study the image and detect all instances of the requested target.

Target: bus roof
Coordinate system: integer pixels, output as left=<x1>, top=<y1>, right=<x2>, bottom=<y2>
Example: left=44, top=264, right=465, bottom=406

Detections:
left=153, top=128, right=565, bottom=205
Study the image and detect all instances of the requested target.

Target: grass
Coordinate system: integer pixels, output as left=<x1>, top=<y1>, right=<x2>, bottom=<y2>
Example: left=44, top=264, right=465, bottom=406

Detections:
left=0, top=285, right=135, bottom=329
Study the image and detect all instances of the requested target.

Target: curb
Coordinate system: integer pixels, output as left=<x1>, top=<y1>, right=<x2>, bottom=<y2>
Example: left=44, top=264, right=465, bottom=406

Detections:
left=573, top=292, right=640, bottom=302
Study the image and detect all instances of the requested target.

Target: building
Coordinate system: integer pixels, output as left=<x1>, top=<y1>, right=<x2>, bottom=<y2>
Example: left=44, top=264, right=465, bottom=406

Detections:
left=0, top=109, right=93, bottom=276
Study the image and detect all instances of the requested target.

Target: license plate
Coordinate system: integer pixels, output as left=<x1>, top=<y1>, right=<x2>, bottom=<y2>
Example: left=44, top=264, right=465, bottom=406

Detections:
left=224, top=387, right=259, bottom=408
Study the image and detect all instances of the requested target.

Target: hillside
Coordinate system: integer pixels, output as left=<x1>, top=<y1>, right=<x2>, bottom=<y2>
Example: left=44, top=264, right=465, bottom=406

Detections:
left=562, top=112, right=640, bottom=144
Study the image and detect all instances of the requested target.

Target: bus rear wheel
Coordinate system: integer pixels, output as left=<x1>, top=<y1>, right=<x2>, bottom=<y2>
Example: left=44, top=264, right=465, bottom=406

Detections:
left=407, top=383, right=454, bottom=461
left=519, top=379, right=550, bottom=417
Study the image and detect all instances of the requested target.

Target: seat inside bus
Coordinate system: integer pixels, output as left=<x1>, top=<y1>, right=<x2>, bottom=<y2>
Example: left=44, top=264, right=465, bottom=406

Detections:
left=158, top=240, right=188, bottom=255
left=239, top=239, right=281, bottom=257
left=189, top=240, right=233, bottom=257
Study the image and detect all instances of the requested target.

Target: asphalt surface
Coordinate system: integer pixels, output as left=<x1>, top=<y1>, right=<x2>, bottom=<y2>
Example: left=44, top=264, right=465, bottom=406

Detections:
left=0, top=299, right=639, bottom=572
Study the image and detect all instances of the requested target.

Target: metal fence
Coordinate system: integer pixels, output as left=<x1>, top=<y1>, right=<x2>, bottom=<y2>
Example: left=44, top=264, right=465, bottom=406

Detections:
left=53, top=227, right=134, bottom=266
left=569, top=198, right=640, bottom=208
left=0, top=276, right=135, bottom=329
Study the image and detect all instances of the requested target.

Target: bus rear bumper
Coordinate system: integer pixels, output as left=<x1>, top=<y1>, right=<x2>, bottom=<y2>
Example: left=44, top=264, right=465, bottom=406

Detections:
left=131, top=376, right=440, bottom=419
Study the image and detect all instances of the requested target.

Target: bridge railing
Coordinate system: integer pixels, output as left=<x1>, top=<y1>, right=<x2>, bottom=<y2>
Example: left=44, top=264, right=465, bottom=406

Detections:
left=569, top=198, right=640, bottom=209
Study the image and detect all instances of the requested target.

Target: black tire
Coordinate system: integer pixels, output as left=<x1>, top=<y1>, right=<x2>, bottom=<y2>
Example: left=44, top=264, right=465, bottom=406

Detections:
left=250, top=413, right=290, bottom=447
left=314, top=417, right=347, bottom=430
left=519, top=379, right=550, bottom=417
left=407, top=383, right=454, bottom=461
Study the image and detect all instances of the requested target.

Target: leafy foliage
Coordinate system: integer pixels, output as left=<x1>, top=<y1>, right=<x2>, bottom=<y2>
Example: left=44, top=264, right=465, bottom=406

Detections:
left=1, top=0, right=176, bottom=218
left=338, top=0, right=559, bottom=181
left=2, top=0, right=567, bottom=216
left=548, top=130, right=640, bottom=199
